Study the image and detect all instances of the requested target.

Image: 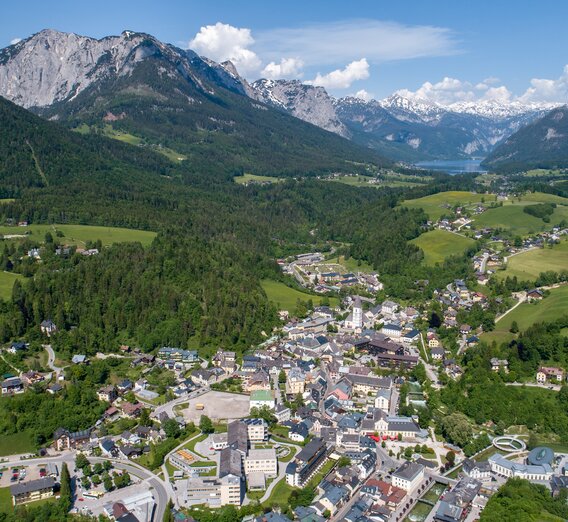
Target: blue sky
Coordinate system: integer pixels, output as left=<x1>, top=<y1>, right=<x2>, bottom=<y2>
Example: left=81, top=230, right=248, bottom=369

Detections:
left=2, top=0, right=568, bottom=104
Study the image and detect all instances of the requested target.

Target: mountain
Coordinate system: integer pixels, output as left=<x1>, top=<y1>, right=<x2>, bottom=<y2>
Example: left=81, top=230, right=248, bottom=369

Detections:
left=482, top=105, right=568, bottom=172
left=0, top=29, right=390, bottom=178
left=250, top=79, right=349, bottom=137
left=245, top=78, right=552, bottom=162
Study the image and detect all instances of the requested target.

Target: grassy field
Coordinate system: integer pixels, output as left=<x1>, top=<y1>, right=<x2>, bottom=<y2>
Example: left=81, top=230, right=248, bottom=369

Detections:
left=473, top=192, right=568, bottom=236
left=496, top=240, right=568, bottom=281
left=0, top=272, right=23, bottom=301
left=234, top=173, right=284, bottom=185
left=482, top=285, right=568, bottom=345
left=75, top=124, right=186, bottom=163
left=324, top=254, right=374, bottom=274
left=261, top=280, right=339, bottom=312
left=0, top=432, right=35, bottom=456
left=0, top=487, right=11, bottom=514
left=410, top=229, right=476, bottom=265
left=401, top=191, right=496, bottom=220
left=0, top=224, right=156, bottom=247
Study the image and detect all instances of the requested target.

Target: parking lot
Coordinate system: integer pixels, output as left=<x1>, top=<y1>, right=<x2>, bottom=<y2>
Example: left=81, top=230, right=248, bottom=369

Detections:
left=0, top=463, right=45, bottom=488
left=178, top=390, right=250, bottom=422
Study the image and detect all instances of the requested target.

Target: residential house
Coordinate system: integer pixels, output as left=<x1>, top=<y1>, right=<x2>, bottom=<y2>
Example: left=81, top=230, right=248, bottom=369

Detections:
left=53, top=428, right=92, bottom=451
left=536, top=366, right=564, bottom=384
left=40, top=320, right=57, bottom=336
left=431, top=347, right=445, bottom=361
left=490, top=358, right=509, bottom=373
left=1, top=377, right=24, bottom=395
left=7, top=341, right=27, bottom=354
left=286, top=368, right=306, bottom=396
left=462, top=459, right=491, bottom=480
left=527, top=289, right=544, bottom=301
left=97, top=385, right=118, bottom=403
left=11, top=477, right=55, bottom=506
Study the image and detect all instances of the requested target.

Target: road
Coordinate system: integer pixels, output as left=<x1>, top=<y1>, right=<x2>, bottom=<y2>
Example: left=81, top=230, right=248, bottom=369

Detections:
left=479, top=252, right=489, bottom=274
left=494, top=292, right=526, bottom=323
left=505, top=381, right=561, bottom=392
left=44, top=344, right=64, bottom=379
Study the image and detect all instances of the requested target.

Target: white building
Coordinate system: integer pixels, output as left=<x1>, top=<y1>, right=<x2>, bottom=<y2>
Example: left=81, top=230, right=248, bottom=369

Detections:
left=242, top=418, right=269, bottom=442
left=344, top=297, right=363, bottom=331
left=374, top=388, right=391, bottom=412
left=489, top=454, right=553, bottom=481
left=244, top=448, right=278, bottom=478
left=391, top=461, right=425, bottom=491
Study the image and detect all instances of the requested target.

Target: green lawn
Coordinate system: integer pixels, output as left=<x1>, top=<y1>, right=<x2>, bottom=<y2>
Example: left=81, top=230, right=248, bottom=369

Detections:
left=0, top=432, right=35, bottom=456
left=261, top=280, right=339, bottom=312
left=234, top=173, right=283, bottom=185
left=183, top=433, right=208, bottom=458
left=482, top=285, right=568, bottom=345
left=401, top=191, right=495, bottom=220
left=0, top=487, right=12, bottom=513
left=261, top=477, right=294, bottom=508
left=410, top=229, right=476, bottom=265
left=0, top=224, right=156, bottom=247
left=325, top=254, right=374, bottom=274
left=0, top=272, right=23, bottom=301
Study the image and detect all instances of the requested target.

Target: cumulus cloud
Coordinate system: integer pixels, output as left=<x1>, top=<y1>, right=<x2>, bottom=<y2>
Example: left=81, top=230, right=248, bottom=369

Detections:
left=261, top=58, right=304, bottom=79
left=10, top=38, right=22, bottom=45
left=308, top=59, right=370, bottom=89
left=189, top=22, right=261, bottom=74
left=519, top=65, right=568, bottom=103
left=255, top=19, right=459, bottom=66
left=352, top=89, right=374, bottom=102
left=397, top=76, right=513, bottom=105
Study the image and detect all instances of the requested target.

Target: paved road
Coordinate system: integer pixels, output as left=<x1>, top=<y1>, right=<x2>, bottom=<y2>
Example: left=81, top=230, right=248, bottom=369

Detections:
left=505, top=381, right=561, bottom=391
left=44, top=344, right=64, bottom=378
left=495, top=292, right=526, bottom=323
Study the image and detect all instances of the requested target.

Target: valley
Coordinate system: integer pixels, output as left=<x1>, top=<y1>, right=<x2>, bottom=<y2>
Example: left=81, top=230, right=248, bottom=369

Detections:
left=0, top=18, right=566, bottom=522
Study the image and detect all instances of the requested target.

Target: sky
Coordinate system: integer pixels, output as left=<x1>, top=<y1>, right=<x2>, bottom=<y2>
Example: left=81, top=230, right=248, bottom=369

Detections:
left=2, top=0, right=568, bottom=105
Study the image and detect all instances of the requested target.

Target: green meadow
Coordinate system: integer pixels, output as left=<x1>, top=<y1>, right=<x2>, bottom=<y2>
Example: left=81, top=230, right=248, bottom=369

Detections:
left=261, top=279, right=339, bottom=312
left=401, top=191, right=496, bottom=220
left=496, top=240, right=568, bottom=281
left=0, top=224, right=156, bottom=247
left=411, top=229, right=476, bottom=265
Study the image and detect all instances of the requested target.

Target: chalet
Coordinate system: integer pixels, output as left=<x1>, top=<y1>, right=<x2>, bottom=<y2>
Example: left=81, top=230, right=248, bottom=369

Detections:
left=40, top=320, right=57, bottom=337
left=490, top=358, right=509, bottom=373
left=527, top=289, right=544, bottom=301
left=431, top=347, right=445, bottom=361
left=8, top=341, right=27, bottom=354
left=121, top=402, right=144, bottom=418
left=97, top=385, right=118, bottom=403
left=1, top=377, right=24, bottom=395
left=53, top=428, right=92, bottom=451
left=536, top=366, right=564, bottom=384
left=99, top=438, right=118, bottom=457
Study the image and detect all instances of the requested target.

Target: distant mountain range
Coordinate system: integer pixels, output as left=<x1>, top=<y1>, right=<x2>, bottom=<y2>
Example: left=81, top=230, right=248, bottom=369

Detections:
left=482, top=105, right=568, bottom=172
left=0, top=29, right=389, bottom=178
left=248, top=81, right=556, bottom=162
left=0, top=29, right=564, bottom=169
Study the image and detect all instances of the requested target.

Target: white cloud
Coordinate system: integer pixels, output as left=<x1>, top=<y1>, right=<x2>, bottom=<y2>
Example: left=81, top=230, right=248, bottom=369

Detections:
left=255, top=19, right=459, bottom=66
left=10, top=38, right=22, bottom=45
left=519, top=65, right=568, bottom=103
left=189, top=22, right=261, bottom=74
left=352, top=89, right=374, bottom=102
left=308, top=59, right=370, bottom=89
left=397, top=76, right=513, bottom=105
left=261, top=58, right=304, bottom=79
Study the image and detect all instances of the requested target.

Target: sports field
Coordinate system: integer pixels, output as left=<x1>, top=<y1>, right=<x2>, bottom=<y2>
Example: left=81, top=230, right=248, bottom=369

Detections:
left=261, top=279, right=339, bottom=312
left=496, top=240, right=568, bottom=281
left=411, top=229, right=476, bottom=265
left=482, top=285, right=568, bottom=345
left=401, top=191, right=496, bottom=220
left=0, top=224, right=156, bottom=247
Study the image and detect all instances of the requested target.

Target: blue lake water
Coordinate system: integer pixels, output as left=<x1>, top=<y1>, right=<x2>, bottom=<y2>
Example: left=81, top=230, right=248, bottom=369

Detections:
left=415, top=159, right=487, bottom=175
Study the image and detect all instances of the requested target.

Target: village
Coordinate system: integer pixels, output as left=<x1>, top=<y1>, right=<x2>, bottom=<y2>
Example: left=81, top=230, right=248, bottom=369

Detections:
left=2, top=272, right=568, bottom=522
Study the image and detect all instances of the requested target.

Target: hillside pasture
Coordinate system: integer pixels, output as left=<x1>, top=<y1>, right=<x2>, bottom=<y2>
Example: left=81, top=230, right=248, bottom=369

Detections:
left=261, top=279, right=339, bottom=312
left=481, top=285, right=568, bottom=345
left=410, top=229, right=476, bottom=265
left=0, top=271, right=23, bottom=301
left=401, top=191, right=495, bottom=220
left=496, top=240, right=568, bottom=282
left=0, top=224, right=156, bottom=247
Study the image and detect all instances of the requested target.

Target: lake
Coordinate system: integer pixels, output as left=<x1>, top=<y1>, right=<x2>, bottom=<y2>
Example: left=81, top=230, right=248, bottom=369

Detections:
left=415, top=159, right=487, bottom=175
